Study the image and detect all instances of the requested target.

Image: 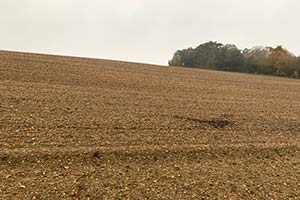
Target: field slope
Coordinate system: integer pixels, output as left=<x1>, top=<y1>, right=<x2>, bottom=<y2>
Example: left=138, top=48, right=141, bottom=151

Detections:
left=0, top=51, right=300, bottom=199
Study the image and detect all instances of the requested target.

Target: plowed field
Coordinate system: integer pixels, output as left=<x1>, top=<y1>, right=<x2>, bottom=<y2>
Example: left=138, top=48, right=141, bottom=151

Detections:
left=0, top=51, right=300, bottom=199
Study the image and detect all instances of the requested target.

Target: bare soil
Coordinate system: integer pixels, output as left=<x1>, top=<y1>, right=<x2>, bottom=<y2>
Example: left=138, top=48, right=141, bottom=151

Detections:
left=0, top=51, right=300, bottom=199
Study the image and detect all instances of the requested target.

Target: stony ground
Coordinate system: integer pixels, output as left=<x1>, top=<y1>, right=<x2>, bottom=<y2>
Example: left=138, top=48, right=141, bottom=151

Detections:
left=0, top=51, right=300, bottom=199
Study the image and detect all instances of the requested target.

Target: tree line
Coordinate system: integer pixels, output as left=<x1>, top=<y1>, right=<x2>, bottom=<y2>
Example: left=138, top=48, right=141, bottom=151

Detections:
left=169, top=41, right=300, bottom=78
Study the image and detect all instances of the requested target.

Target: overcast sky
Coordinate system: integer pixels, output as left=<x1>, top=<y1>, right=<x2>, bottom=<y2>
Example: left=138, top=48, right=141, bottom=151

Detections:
left=1, top=0, right=300, bottom=65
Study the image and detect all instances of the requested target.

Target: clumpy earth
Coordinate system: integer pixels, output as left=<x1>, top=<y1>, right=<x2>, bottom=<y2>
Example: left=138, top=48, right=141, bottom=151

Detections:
left=0, top=51, right=300, bottom=199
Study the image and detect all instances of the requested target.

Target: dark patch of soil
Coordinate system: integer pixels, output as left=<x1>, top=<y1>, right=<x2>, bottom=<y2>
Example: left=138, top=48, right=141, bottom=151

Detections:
left=174, top=116, right=235, bottom=128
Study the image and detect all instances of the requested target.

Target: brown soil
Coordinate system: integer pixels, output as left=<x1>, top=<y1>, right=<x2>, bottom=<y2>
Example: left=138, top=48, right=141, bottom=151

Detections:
left=0, top=51, right=300, bottom=199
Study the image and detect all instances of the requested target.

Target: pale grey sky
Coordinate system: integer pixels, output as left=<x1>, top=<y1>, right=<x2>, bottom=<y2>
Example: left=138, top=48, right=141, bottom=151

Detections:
left=1, top=0, right=300, bottom=65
